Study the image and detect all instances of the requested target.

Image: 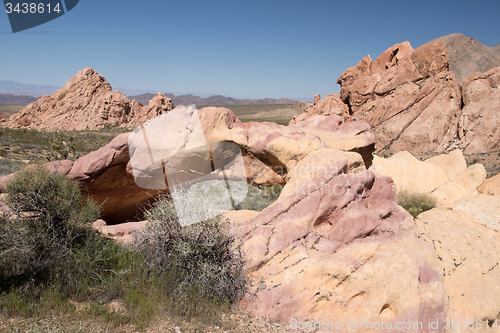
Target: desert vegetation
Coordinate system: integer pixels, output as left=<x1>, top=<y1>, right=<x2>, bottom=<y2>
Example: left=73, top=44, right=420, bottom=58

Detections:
left=396, top=190, right=437, bottom=218
left=0, top=167, right=252, bottom=332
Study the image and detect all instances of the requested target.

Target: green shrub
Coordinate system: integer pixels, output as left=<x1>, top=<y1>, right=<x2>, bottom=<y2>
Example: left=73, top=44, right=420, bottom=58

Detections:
left=0, top=166, right=105, bottom=293
left=133, top=194, right=247, bottom=316
left=397, top=190, right=437, bottom=218
left=0, top=159, right=25, bottom=176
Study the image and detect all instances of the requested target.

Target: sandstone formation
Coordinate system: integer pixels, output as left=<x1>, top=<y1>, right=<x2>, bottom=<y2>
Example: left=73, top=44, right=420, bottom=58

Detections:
left=289, top=94, right=349, bottom=125
left=415, top=205, right=500, bottom=332
left=336, top=40, right=462, bottom=154
left=371, top=152, right=449, bottom=194
left=2, top=68, right=173, bottom=131
left=3, top=101, right=500, bottom=329
left=435, top=33, right=500, bottom=84
left=370, top=149, right=487, bottom=207
left=233, top=159, right=447, bottom=328
left=478, top=172, right=500, bottom=195
left=291, top=34, right=500, bottom=156
left=458, top=67, right=500, bottom=153
left=0, top=107, right=375, bottom=224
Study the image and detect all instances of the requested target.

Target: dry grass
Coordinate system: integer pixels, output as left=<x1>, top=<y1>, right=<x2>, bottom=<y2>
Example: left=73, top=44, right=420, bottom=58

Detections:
left=397, top=190, right=437, bottom=218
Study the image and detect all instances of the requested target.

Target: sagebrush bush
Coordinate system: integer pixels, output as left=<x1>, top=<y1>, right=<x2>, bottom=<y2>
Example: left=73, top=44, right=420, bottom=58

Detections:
left=0, top=166, right=107, bottom=293
left=397, top=190, right=437, bottom=218
left=133, top=194, right=247, bottom=311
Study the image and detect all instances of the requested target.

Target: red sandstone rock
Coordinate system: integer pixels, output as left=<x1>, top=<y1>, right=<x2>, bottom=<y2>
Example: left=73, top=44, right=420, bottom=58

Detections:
left=289, top=94, right=349, bottom=125
left=3, top=68, right=173, bottom=131
left=336, top=40, right=461, bottom=154
left=458, top=67, right=500, bottom=153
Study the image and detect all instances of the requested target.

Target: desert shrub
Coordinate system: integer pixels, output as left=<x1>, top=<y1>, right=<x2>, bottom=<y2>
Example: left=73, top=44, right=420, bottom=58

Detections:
left=132, top=194, right=247, bottom=316
left=397, top=190, right=437, bottom=218
left=0, top=158, right=25, bottom=176
left=235, top=184, right=283, bottom=211
left=0, top=166, right=108, bottom=293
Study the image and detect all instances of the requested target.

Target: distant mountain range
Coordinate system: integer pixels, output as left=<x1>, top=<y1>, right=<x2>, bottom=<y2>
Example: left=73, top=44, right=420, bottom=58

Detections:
left=0, top=80, right=300, bottom=106
left=128, top=93, right=298, bottom=106
left=0, top=94, right=38, bottom=105
left=0, top=80, right=60, bottom=97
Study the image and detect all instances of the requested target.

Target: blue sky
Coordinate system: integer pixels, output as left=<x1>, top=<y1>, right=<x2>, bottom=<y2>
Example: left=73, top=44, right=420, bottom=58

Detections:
left=1, top=0, right=499, bottom=99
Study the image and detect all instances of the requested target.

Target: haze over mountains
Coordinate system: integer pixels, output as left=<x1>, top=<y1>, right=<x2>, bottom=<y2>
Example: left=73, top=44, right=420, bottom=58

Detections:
left=0, top=81, right=299, bottom=106
left=128, top=93, right=297, bottom=106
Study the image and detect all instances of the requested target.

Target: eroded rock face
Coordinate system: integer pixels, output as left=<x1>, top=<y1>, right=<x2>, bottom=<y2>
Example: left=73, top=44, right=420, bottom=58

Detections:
left=336, top=41, right=462, bottom=154
left=197, top=107, right=375, bottom=186
left=289, top=94, right=349, bottom=125
left=230, top=151, right=447, bottom=327
left=416, top=205, right=500, bottom=332
left=5, top=107, right=371, bottom=224
left=458, top=67, right=500, bottom=153
left=2, top=68, right=173, bottom=131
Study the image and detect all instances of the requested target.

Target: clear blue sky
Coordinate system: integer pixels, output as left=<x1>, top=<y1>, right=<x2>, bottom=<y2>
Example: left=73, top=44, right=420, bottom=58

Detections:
left=1, top=0, right=499, bottom=99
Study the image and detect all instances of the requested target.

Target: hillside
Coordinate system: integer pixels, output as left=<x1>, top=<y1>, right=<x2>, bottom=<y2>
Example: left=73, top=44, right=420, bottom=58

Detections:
left=0, top=93, right=37, bottom=105
left=433, top=33, right=500, bottom=83
left=128, top=93, right=298, bottom=106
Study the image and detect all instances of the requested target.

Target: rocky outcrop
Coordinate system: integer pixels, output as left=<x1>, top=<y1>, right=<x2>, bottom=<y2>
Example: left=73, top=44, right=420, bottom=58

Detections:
left=371, top=149, right=487, bottom=207
left=415, top=204, right=500, bottom=332
left=478, top=172, right=500, bottom=195
left=0, top=106, right=372, bottom=224
left=232, top=156, right=448, bottom=327
left=291, top=34, right=500, bottom=156
left=336, top=40, right=462, bottom=154
left=2, top=68, right=173, bottom=131
left=458, top=67, right=500, bottom=153
left=289, top=94, right=349, bottom=125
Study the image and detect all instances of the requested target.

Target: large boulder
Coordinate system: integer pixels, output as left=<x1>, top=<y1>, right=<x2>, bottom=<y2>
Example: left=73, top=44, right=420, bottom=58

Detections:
left=2, top=68, right=173, bottom=131
left=68, top=133, right=164, bottom=224
left=425, top=149, right=467, bottom=180
left=415, top=205, right=500, bottom=332
left=370, top=151, right=449, bottom=193
left=233, top=152, right=447, bottom=327
left=458, top=67, right=500, bottom=153
left=336, top=40, right=462, bottom=154
left=478, top=172, right=500, bottom=195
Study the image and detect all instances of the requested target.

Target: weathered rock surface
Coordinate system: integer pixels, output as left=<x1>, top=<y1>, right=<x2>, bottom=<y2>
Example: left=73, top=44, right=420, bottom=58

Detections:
left=291, top=35, right=500, bottom=157
left=425, top=149, right=467, bottom=180
left=198, top=107, right=375, bottom=186
left=450, top=164, right=486, bottom=195
left=458, top=67, right=500, bottom=153
left=415, top=206, right=500, bottom=332
left=68, top=132, right=164, bottom=224
left=0, top=107, right=375, bottom=224
left=478, top=172, right=500, bottom=195
left=336, top=40, right=462, bottom=154
left=371, top=152, right=449, bottom=193
left=2, top=68, right=173, bottom=131
left=289, top=94, right=349, bottom=125
left=371, top=150, right=489, bottom=208
left=234, top=154, right=447, bottom=327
